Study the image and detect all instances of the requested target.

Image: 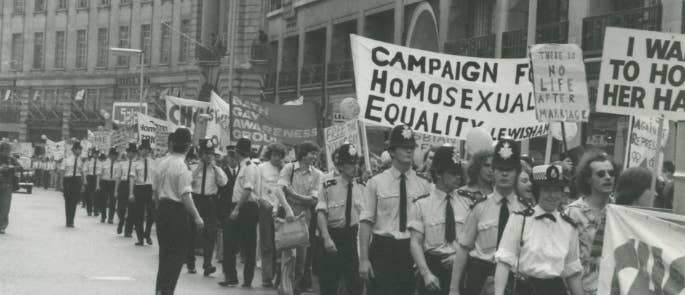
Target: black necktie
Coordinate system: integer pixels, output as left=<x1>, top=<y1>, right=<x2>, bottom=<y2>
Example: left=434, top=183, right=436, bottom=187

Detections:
left=399, top=173, right=407, bottom=232
left=93, top=158, right=97, bottom=175
left=127, top=160, right=132, bottom=181
left=110, top=161, right=114, bottom=179
left=201, top=164, right=207, bottom=195
left=144, top=158, right=148, bottom=182
left=497, top=197, right=509, bottom=247
left=345, top=181, right=353, bottom=228
left=73, top=157, right=77, bottom=176
left=535, top=213, right=557, bottom=222
left=445, top=194, right=456, bottom=243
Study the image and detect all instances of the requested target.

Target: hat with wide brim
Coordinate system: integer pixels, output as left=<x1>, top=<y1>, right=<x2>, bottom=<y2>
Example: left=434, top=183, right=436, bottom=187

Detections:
left=333, top=143, right=360, bottom=165
left=432, top=145, right=462, bottom=174
left=236, top=138, right=251, bottom=156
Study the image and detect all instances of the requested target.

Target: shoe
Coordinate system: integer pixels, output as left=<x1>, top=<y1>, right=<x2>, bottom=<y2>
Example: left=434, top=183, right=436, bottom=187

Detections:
left=0, top=229, right=5, bottom=234
left=241, top=283, right=252, bottom=288
left=203, top=266, right=216, bottom=276
left=262, top=281, right=274, bottom=288
left=66, top=224, right=74, bottom=228
left=94, top=213, right=99, bottom=217
left=124, top=233, right=132, bottom=238
left=218, top=278, right=239, bottom=287
left=145, top=237, right=153, bottom=245
left=134, top=241, right=144, bottom=246
left=107, top=220, right=114, bottom=224
left=116, top=226, right=123, bottom=234
left=87, top=213, right=92, bottom=216
left=188, top=267, right=197, bottom=274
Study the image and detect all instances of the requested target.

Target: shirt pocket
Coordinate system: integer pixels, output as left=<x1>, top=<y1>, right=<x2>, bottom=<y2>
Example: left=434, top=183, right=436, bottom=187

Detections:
left=424, top=219, right=446, bottom=248
left=376, top=192, right=398, bottom=218
left=476, top=219, right=499, bottom=253
left=326, top=201, right=346, bottom=225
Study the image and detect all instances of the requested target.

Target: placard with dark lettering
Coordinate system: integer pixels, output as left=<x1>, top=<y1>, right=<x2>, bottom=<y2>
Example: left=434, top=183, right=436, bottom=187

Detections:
left=598, top=27, right=685, bottom=119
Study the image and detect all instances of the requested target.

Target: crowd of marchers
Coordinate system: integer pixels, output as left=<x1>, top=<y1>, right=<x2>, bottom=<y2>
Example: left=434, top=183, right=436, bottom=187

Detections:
left=0, top=125, right=676, bottom=295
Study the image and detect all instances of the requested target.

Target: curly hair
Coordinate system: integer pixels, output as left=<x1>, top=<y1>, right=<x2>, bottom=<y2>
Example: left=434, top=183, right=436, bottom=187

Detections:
left=574, top=150, right=615, bottom=196
left=615, top=167, right=652, bottom=205
left=264, top=143, right=287, bottom=160
left=296, top=141, right=320, bottom=160
left=467, top=149, right=494, bottom=186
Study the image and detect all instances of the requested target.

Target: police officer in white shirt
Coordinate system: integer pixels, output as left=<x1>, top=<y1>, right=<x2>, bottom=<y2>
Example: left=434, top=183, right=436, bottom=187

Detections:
left=116, top=143, right=137, bottom=236
left=61, top=141, right=86, bottom=228
left=153, top=128, right=204, bottom=295
left=98, top=147, right=119, bottom=224
left=129, top=139, right=155, bottom=246
left=84, top=148, right=100, bottom=217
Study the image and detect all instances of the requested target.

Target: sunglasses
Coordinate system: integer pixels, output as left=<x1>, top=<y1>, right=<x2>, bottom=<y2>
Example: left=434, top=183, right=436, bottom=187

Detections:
left=594, top=169, right=615, bottom=178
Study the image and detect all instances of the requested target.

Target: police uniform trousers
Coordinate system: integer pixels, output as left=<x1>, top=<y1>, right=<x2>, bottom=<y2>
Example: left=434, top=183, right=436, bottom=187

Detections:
left=84, top=175, right=97, bottom=215
left=116, top=180, right=134, bottom=235
left=257, top=200, right=277, bottom=284
left=131, top=184, right=155, bottom=242
left=368, top=235, right=415, bottom=295
left=155, top=199, right=192, bottom=295
left=186, top=194, right=219, bottom=270
left=0, top=180, right=13, bottom=231
left=222, top=200, right=258, bottom=284
left=62, top=176, right=82, bottom=226
left=417, top=252, right=454, bottom=295
left=34, top=169, right=43, bottom=187
left=318, top=226, right=362, bottom=295
left=43, top=169, right=51, bottom=189
left=99, top=180, right=117, bottom=222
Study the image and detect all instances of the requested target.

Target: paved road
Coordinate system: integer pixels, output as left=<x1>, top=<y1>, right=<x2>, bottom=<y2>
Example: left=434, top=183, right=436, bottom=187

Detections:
left=0, top=188, right=276, bottom=295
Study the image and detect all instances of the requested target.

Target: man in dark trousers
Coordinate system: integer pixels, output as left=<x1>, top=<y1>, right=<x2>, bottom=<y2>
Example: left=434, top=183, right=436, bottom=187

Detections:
left=217, top=147, right=239, bottom=283
left=98, top=148, right=119, bottom=224
left=60, top=141, right=86, bottom=228
left=129, top=139, right=155, bottom=246
left=83, top=148, right=99, bottom=217
left=153, top=128, right=204, bottom=295
left=220, top=138, right=260, bottom=288
left=116, top=143, right=137, bottom=237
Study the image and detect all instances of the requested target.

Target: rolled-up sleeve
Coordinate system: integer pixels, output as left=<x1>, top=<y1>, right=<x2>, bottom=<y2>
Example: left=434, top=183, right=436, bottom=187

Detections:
left=175, top=168, right=193, bottom=197
left=315, top=181, right=328, bottom=212
left=359, top=177, right=378, bottom=224
left=277, top=163, right=293, bottom=188
left=407, top=201, right=424, bottom=233
left=458, top=205, right=482, bottom=249
left=494, top=215, right=523, bottom=269
left=561, top=228, right=583, bottom=277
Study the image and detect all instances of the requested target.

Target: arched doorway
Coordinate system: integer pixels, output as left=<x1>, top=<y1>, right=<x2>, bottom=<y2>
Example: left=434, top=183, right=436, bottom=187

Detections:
left=405, top=2, right=439, bottom=52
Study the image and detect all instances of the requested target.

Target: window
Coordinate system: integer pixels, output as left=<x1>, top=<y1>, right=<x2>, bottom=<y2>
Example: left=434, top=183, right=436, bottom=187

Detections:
left=179, top=19, right=191, bottom=62
left=57, top=0, right=67, bottom=9
left=160, top=23, right=171, bottom=64
left=14, top=0, right=25, bottom=14
left=100, top=0, right=109, bottom=6
left=96, top=28, right=109, bottom=68
left=33, top=33, right=44, bottom=69
left=34, top=0, right=45, bottom=12
left=271, top=0, right=282, bottom=11
left=75, top=30, right=87, bottom=68
left=77, top=0, right=88, bottom=8
left=11, top=34, right=23, bottom=71
left=140, top=25, right=152, bottom=65
left=120, top=0, right=131, bottom=5
left=117, top=26, right=130, bottom=67
left=54, top=31, right=66, bottom=68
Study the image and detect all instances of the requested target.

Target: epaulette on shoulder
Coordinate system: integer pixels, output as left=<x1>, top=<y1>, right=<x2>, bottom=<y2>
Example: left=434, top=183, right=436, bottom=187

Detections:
left=355, top=177, right=367, bottom=186
left=323, top=178, right=337, bottom=189
left=514, top=207, right=535, bottom=216
left=413, top=193, right=430, bottom=203
left=463, top=192, right=487, bottom=210
left=560, top=211, right=577, bottom=228
left=517, top=195, right=535, bottom=208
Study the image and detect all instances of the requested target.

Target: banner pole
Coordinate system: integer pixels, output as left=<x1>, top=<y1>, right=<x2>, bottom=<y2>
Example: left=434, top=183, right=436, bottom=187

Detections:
left=674, top=121, right=685, bottom=215
left=560, top=122, right=568, bottom=155
left=544, top=132, right=553, bottom=164
left=359, top=120, right=371, bottom=173
left=652, top=116, right=665, bottom=192
left=623, top=116, right=634, bottom=170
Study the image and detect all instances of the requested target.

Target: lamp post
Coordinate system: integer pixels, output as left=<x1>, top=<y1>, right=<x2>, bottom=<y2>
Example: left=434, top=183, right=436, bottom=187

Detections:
left=110, top=47, right=145, bottom=115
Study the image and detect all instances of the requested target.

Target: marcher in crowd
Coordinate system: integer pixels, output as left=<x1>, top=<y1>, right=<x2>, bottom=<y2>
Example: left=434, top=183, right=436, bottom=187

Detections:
left=409, top=145, right=469, bottom=295
left=450, top=138, right=526, bottom=295
left=217, top=146, right=239, bottom=276
left=98, top=148, right=119, bottom=224
left=565, top=151, right=616, bottom=295
left=34, top=156, right=44, bottom=188
left=221, top=138, right=258, bottom=287
left=129, top=139, right=156, bottom=246
left=655, top=161, right=675, bottom=209
left=257, top=143, right=287, bottom=288
left=615, top=167, right=654, bottom=207
left=61, top=141, right=86, bottom=228
left=359, top=125, right=432, bottom=295
left=116, top=143, right=137, bottom=237
left=0, top=142, right=20, bottom=234
left=516, top=163, right=534, bottom=207
left=457, top=149, right=494, bottom=203
left=83, top=148, right=100, bottom=217
left=317, top=144, right=364, bottom=295
left=186, top=138, right=227, bottom=276
left=153, top=128, right=204, bottom=295
left=494, top=164, right=584, bottom=295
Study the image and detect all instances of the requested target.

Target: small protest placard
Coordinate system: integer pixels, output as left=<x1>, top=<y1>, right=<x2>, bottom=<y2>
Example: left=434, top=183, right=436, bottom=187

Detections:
left=324, top=120, right=362, bottom=169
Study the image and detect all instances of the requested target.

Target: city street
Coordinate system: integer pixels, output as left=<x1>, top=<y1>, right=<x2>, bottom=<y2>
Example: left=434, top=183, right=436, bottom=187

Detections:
left=0, top=188, right=273, bottom=295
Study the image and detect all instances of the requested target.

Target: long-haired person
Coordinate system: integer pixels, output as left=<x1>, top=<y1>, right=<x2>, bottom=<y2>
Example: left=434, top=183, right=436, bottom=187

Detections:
left=615, top=167, right=654, bottom=207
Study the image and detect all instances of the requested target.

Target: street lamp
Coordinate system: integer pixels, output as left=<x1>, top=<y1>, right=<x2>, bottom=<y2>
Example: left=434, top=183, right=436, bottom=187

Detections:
left=110, top=47, right=145, bottom=115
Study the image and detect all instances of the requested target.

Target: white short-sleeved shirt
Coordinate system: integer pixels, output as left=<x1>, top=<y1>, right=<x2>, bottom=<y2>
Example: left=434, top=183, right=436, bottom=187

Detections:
left=232, top=158, right=260, bottom=203
left=153, top=154, right=193, bottom=202
left=61, top=154, right=86, bottom=177
left=99, top=159, right=119, bottom=181
left=258, top=161, right=282, bottom=208
left=495, top=205, right=582, bottom=279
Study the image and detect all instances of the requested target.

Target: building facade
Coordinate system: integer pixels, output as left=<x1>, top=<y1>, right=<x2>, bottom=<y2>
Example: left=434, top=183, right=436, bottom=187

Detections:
left=262, top=0, right=680, bottom=165
left=0, top=0, right=269, bottom=144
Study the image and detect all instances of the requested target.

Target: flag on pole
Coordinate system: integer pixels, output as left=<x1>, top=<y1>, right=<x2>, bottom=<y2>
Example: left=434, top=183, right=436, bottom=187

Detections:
left=3, top=90, right=10, bottom=101
left=74, top=89, right=85, bottom=101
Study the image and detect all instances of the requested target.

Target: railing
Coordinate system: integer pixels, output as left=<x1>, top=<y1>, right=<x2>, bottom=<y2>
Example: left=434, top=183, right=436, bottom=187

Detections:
left=301, top=64, right=324, bottom=86
left=327, top=59, right=354, bottom=83
left=502, top=29, right=527, bottom=58
left=582, top=5, right=661, bottom=54
left=278, top=69, right=298, bottom=88
left=444, top=34, right=496, bottom=58
left=70, top=101, right=102, bottom=122
left=0, top=100, right=21, bottom=123
left=27, top=101, right=63, bottom=122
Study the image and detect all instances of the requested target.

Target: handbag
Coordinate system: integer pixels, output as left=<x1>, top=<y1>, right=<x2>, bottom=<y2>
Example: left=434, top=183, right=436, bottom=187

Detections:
left=274, top=213, right=310, bottom=251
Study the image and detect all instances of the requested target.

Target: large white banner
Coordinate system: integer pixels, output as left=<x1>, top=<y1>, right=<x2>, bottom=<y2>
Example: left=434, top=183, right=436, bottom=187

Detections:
left=165, top=93, right=231, bottom=148
left=530, top=43, right=589, bottom=122
left=598, top=205, right=685, bottom=295
left=351, top=34, right=547, bottom=141
left=598, top=27, right=685, bottom=119
left=323, top=120, right=362, bottom=169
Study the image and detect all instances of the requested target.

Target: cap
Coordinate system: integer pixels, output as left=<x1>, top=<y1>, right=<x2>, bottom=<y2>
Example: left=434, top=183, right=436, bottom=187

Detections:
left=139, top=138, right=152, bottom=151
left=387, top=124, right=417, bottom=149
left=108, top=147, right=119, bottom=157
left=88, top=147, right=98, bottom=157
left=172, top=127, right=192, bottom=146
left=431, top=145, right=462, bottom=173
left=492, top=138, right=520, bottom=170
left=531, top=164, right=565, bottom=186
left=333, top=143, right=360, bottom=165
left=198, top=138, right=215, bottom=154
left=236, top=138, right=251, bottom=156
left=126, top=142, right=137, bottom=153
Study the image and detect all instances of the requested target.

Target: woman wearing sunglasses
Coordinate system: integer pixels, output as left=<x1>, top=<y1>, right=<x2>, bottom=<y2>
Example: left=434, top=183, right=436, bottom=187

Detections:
left=493, top=165, right=584, bottom=295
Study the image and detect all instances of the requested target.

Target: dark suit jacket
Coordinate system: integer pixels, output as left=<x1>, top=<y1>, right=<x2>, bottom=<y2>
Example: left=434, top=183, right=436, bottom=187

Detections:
left=218, top=165, right=239, bottom=221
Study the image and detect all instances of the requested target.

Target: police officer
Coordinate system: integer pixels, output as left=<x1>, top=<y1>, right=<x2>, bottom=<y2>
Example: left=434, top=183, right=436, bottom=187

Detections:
left=116, top=143, right=136, bottom=236
left=409, top=145, right=471, bottom=295
left=97, top=147, right=119, bottom=224
left=493, top=165, right=584, bottom=295
left=61, top=141, right=86, bottom=228
left=186, top=138, right=227, bottom=276
left=359, top=125, right=432, bottom=295
left=129, top=139, right=155, bottom=246
left=316, top=143, right=364, bottom=295
left=84, top=148, right=100, bottom=216
left=450, top=138, right=527, bottom=295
